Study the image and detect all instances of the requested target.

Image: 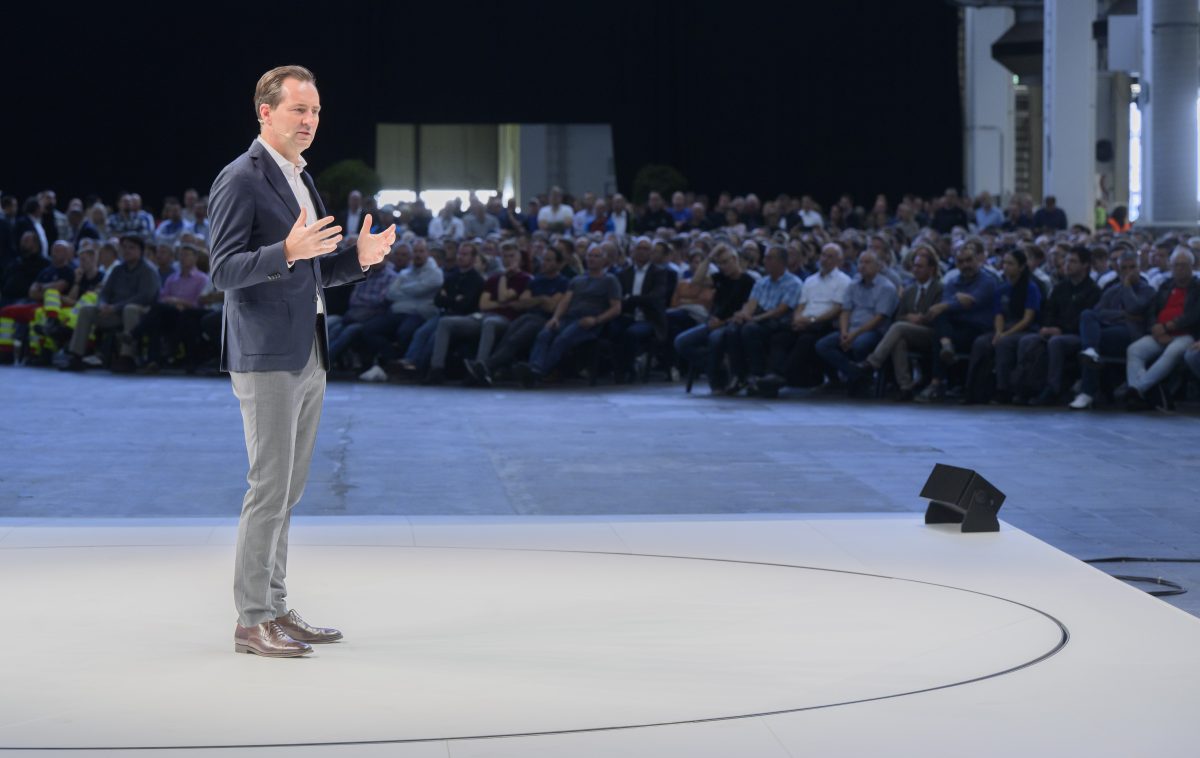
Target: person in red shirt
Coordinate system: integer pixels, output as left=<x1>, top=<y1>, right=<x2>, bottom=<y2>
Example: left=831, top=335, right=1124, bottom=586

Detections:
left=1125, top=247, right=1199, bottom=409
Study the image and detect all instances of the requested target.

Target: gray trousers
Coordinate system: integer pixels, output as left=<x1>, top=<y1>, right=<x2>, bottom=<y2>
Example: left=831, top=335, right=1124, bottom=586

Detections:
left=69, top=303, right=147, bottom=357
left=230, top=339, right=325, bottom=627
left=1127, top=334, right=1195, bottom=393
left=866, top=321, right=934, bottom=391
left=431, top=314, right=510, bottom=369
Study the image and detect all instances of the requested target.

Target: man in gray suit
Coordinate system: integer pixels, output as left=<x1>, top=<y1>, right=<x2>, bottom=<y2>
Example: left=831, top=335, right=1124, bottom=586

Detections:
left=858, top=244, right=944, bottom=400
left=209, top=65, right=395, bottom=658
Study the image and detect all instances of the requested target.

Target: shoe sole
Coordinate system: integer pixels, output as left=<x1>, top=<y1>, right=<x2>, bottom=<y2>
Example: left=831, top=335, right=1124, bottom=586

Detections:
left=234, top=643, right=312, bottom=657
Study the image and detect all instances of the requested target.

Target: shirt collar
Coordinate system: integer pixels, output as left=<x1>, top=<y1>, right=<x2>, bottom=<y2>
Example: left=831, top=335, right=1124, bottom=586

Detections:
left=257, top=136, right=306, bottom=174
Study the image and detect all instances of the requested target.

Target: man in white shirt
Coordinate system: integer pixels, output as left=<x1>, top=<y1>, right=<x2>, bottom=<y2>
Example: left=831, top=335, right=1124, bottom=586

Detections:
left=756, top=242, right=850, bottom=396
left=537, top=186, right=575, bottom=235
left=428, top=203, right=464, bottom=241
left=610, top=193, right=632, bottom=236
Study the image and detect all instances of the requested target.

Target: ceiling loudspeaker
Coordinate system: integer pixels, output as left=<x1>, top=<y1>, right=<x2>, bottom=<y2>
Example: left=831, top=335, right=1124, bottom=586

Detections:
left=920, top=464, right=1006, bottom=533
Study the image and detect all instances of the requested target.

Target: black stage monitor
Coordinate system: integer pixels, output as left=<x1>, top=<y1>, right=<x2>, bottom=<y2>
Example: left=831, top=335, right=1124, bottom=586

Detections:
left=920, top=464, right=1005, bottom=533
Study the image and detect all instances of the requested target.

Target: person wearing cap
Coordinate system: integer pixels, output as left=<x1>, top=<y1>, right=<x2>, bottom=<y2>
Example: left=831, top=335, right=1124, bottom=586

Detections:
left=62, top=234, right=160, bottom=372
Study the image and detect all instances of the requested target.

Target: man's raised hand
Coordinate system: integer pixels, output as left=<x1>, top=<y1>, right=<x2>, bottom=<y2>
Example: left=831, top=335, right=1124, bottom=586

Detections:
left=283, top=208, right=342, bottom=263
left=356, top=214, right=397, bottom=267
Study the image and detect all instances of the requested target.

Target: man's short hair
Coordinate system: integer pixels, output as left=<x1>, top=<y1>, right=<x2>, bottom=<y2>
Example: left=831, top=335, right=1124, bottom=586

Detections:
left=1169, top=246, right=1195, bottom=266
left=119, top=234, right=145, bottom=252
left=254, top=65, right=316, bottom=124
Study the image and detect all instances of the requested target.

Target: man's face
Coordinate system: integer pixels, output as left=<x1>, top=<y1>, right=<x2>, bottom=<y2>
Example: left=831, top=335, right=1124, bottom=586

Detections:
left=50, top=242, right=72, bottom=266
left=18, top=232, right=38, bottom=255
left=911, top=252, right=933, bottom=283
left=818, top=246, right=840, bottom=274
left=715, top=249, right=739, bottom=276
left=612, top=195, right=626, bottom=213
left=348, top=190, right=361, bottom=210
left=955, top=248, right=979, bottom=278
left=194, top=202, right=207, bottom=222
left=763, top=250, right=786, bottom=277
left=671, top=192, right=685, bottom=209
left=390, top=244, right=412, bottom=269
left=41, top=191, right=57, bottom=210
left=165, top=202, right=181, bottom=221
left=857, top=252, right=878, bottom=282
left=1171, top=256, right=1194, bottom=284
left=412, top=243, right=429, bottom=268
left=456, top=247, right=474, bottom=270
left=131, top=194, right=143, bottom=211
left=262, top=77, right=321, bottom=157
left=585, top=248, right=607, bottom=272
left=648, top=193, right=663, bottom=211
left=593, top=200, right=607, bottom=217
left=183, top=189, right=198, bottom=208
left=155, top=245, right=175, bottom=267
left=118, top=195, right=132, bottom=213
left=79, top=249, right=98, bottom=272
left=120, top=240, right=143, bottom=264
left=501, top=248, right=521, bottom=272
left=540, top=253, right=561, bottom=277
left=632, top=241, right=652, bottom=266
left=549, top=189, right=562, bottom=206
left=179, top=248, right=197, bottom=270
left=68, top=209, right=83, bottom=228
left=1065, top=252, right=1086, bottom=280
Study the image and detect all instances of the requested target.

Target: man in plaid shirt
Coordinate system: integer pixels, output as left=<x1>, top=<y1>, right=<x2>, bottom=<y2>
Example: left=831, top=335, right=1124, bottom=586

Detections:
left=327, top=246, right=401, bottom=367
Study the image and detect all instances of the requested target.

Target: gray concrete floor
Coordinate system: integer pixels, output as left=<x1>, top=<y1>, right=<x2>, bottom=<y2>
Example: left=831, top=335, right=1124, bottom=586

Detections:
left=4, top=366, right=1199, bottom=616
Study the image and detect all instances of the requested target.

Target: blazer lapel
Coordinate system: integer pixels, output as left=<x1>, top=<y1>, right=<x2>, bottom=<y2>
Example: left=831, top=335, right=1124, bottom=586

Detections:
left=300, top=171, right=328, bottom=219
left=250, top=141, right=301, bottom=218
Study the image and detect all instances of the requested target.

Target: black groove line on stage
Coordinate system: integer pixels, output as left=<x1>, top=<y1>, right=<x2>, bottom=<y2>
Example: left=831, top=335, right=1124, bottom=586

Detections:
left=2, top=544, right=1071, bottom=752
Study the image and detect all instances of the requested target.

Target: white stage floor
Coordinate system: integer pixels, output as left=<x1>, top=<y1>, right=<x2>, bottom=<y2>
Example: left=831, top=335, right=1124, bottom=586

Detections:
left=1, top=514, right=1198, bottom=756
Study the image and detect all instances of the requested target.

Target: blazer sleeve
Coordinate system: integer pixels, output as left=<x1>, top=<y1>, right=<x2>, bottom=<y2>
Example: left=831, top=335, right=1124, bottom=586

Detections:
left=208, top=166, right=289, bottom=292
left=319, top=246, right=367, bottom=289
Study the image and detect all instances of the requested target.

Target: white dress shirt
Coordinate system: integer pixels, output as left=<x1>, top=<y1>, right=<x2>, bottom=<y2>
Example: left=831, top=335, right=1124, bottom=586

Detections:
left=798, top=268, right=851, bottom=318
left=257, top=137, right=324, bottom=314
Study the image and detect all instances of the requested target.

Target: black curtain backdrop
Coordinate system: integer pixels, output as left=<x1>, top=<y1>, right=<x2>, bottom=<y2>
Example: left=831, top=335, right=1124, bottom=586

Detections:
left=5, top=1, right=962, bottom=214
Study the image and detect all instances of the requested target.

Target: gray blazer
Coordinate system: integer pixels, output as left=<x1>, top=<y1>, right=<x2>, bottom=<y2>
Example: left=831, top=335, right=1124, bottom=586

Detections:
left=209, top=140, right=366, bottom=372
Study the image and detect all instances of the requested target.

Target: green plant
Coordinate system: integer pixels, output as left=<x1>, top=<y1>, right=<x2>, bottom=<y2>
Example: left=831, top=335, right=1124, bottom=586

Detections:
left=631, top=164, right=688, bottom=205
left=316, top=160, right=382, bottom=208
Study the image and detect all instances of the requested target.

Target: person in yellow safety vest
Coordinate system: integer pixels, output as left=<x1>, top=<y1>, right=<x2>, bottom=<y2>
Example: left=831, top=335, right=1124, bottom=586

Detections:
left=28, top=247, right=106, bottom=363
left=0, top=240, right=76, bottom=363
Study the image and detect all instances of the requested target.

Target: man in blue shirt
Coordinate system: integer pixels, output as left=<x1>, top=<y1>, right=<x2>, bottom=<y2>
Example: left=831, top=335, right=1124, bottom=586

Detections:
left=917, top=243, right=998, bottom=401
left=815, top=250, right=898, bottom=393
left=974, top=192, right=1004, bottom=231
left=722, top=246, right=802, bottom=394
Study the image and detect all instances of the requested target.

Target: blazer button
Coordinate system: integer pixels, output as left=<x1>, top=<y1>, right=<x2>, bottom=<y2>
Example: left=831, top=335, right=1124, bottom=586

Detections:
left=313, top=295, right=318, bottom=303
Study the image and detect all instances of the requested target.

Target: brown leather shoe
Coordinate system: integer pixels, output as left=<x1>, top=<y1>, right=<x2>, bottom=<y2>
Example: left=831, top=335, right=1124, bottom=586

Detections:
left=274, top=609, right=343, bottom=644
left=234, top=620, right=313, bottom=657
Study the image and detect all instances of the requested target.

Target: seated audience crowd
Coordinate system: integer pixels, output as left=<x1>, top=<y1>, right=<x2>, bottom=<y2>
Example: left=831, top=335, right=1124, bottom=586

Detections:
left=2, top=184, right=1198, bottom=412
